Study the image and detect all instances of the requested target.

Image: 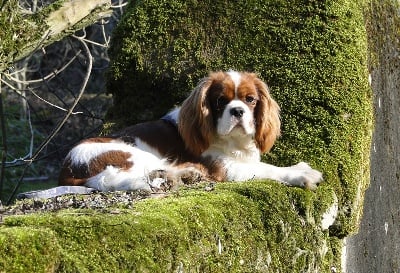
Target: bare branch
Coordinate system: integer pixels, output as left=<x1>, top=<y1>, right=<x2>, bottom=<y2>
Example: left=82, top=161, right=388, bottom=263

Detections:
left=1, top=0, right=127, bottom=203
left=0, top=74, right=6, bottom=201
left=0, top=0, right=111, bottom=72
left=30, top=89, right=83, bottom=115
left=29, top=35, right=94, bottom=163
left=46, top=0, right=111, bottom=37
left=6, top=35, right=94, bottom=203
left=3, top=50, right=82, bottom=84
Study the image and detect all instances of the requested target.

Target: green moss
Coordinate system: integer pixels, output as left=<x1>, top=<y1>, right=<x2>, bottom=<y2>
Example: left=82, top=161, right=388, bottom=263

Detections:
left=0, top=227, right=61, bottom=272
left=0, top=0, right=45, bottom=70
left=0, top=0, right=66, bottom=70
left=0, top=0, right=110, bottom=71
left=1, top=181, right=340, bottom=272
left=107, top=0, right=372, bottom=237
left=0, top=0, right=373, bottom=271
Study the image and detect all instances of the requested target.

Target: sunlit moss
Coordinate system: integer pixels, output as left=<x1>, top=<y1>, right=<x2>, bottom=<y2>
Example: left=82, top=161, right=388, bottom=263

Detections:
left=0, top=227, right=61, bottom=272
left=106, top=0, right=372, bottom=236
left=2, top=181, right=339, bottom=272
left=0, top=0, right=46, bottom=70
left=0, top=0, right=373, bottom=271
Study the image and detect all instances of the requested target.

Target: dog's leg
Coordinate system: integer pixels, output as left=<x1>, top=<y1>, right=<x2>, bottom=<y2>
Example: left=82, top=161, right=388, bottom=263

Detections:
left=225, top=161, right=323, bottom=189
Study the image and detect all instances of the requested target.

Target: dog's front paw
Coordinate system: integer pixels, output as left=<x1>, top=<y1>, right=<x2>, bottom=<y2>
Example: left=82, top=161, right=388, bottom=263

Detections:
left=148, top=167, right=207, bottom=192
left=148, top=169, right=174, bottom=192
left=175, top=167, right=207, bottom=185
left=286, top=162, right=323, bottom=190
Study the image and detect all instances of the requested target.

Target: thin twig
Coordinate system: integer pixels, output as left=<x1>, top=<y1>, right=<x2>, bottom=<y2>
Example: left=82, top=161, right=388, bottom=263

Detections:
left=111, top=1, right=128, bottom=9
left=26, top=101, right=34, bottom=158
left=35, top=35, right=93, bottom=163
left=30, top=89, right=83, bottom=114
left=74, top=37, right=109, bottom=48
left=0, top=77, right=23, bottom=95
left=100, top=19, right=110, bottom=47
left=4, top=155, right=32, bottom=166
left=0, top=73, right=7, bottom=201
left=3, top=50, right=82, bottom=85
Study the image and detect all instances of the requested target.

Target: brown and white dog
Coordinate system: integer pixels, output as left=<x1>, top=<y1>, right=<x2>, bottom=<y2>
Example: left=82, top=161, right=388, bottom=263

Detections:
left=59, top=71, right=322, bottom=191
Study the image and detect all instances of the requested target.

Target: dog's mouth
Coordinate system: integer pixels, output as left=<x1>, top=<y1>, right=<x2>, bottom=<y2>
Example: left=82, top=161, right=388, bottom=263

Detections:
left=230, top=124, right=246, bottom=135
left=224, top=119, right=255, bottom=136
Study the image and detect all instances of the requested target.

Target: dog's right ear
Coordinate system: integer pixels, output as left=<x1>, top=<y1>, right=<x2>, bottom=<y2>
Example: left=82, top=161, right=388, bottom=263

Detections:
left=178, top=76, right=215, bottom=156
left=252, top=74, right=281, bottom=153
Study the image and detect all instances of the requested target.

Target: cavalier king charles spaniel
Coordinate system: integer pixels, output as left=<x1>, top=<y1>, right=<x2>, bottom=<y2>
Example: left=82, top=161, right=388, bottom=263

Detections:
left=59, top=71, right=322, bottom=191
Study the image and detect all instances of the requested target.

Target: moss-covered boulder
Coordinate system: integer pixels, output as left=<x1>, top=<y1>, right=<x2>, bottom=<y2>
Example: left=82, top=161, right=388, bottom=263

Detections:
left=1, top=182, right=340, bottom=272
left=107, top=0, right=372, bottom=236
left=0, top=0, right=372, bottom=272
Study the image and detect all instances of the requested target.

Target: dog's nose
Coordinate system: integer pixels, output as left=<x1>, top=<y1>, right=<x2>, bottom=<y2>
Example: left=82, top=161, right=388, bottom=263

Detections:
left=230, top=107, right=244, bottom=118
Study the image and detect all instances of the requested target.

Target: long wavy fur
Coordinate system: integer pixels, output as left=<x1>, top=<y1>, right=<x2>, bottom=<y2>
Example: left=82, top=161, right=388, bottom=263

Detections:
left=178, top=76, right=215, bottom=156
left=179, top=72, right=280, bottom=156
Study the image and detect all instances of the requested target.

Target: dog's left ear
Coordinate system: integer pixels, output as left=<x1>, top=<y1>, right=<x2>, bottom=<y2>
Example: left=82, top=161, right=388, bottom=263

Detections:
left=253, top=75, right=281, bottom=153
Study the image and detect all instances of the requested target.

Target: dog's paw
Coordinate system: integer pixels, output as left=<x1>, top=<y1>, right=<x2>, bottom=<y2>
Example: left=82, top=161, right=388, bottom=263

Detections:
left=148, top=167, right=207, bottom=192
left=148, top=169, right=176, bottom=192
left=286, top=162, right=323, bottom=190
left=175, top=167, right=207, bottom=185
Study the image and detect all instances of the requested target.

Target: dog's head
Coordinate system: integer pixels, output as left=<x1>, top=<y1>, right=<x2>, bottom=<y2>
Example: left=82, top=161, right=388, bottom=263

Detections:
left=179, top=71, right=280, bottom=156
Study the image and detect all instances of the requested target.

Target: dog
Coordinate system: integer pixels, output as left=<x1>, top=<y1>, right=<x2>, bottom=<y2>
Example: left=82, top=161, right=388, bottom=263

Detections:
left=58, top=71, right=323, bottom=191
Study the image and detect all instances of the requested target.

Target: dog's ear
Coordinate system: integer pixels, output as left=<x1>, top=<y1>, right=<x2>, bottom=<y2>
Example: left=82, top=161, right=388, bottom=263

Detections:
left=253, top=75, right=281, bottom=153
left=178, top=76, right=215, bottom=156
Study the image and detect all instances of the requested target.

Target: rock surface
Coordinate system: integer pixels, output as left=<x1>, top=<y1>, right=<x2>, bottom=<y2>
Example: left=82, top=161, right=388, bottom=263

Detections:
left=345, top=2, right=400, bottom=271
left=0, top=191, right=151, bottom=217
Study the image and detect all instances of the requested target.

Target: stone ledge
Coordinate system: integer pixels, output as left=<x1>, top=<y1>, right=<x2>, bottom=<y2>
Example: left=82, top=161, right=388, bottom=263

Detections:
left=1, top=181, right=339, bottom=272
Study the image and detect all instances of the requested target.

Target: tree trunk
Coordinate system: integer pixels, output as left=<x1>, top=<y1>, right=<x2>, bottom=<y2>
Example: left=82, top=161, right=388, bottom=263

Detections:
left=345, top=1, right=400, bottom=272
left=0, top=0, right=111, bottom=72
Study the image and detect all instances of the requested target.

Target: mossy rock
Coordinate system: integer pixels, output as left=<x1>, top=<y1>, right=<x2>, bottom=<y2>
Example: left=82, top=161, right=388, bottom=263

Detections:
left=1, top=182, right=340, bottom=272
left=107, top=0, right=372, bottom=236
left=0, top=0, right=372, bottom=272
left=0, top=227, right=61, bottom=272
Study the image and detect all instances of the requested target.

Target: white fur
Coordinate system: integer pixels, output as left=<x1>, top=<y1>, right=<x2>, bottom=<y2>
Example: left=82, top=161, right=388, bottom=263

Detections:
left=204, top=142, right=322, bottom=188
left=68, top=140, right=167, bottom=191
left=167, top=108, right=180, bottom=122
left=217, top=99, right=255, bottom=136
left=85, top=165, right=153, bottom=191
left=68, top=140, right=131, bottom=166
left=227, top=70, right=242, bottom=94
left=202, top=134, right=260, bottom=162
left=64, top=71, right=323, bottom=191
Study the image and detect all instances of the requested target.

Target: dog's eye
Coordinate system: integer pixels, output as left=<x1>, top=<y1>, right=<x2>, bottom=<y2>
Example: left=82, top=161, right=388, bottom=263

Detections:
left=245, top=96, right=257, bottom=104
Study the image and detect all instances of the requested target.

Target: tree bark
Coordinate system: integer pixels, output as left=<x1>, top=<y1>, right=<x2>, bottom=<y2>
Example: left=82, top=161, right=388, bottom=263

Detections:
left=0, top=0, right=111, bottom=72
left=345, top=1, right=400, bottom=272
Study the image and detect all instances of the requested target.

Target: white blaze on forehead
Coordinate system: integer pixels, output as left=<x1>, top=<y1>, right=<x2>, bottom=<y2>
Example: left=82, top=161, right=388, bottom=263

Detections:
left=227, top=70, right=242, bottom=95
